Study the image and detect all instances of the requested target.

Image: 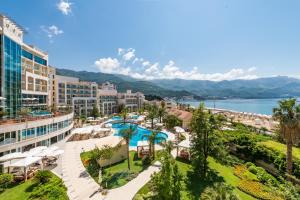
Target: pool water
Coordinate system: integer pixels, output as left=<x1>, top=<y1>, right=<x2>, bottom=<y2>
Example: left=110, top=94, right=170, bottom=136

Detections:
left=131, top=115, right=139, bottom=119
left=112, top=123, right=168, bottom=147
left=31, top=110, right=52, bottom=116
left=111, top=116, right=122, bottom=121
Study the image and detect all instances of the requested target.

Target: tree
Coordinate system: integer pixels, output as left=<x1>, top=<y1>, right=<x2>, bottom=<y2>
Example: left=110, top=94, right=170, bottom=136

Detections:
left=147, top=105, right=158, bottom=129
left=161, top=101, right=165, bottom=109
left=143, top=129, right=166, bottom=160
left=161, top=140, right=174, bottom=155
left=91, top=105, right=100, bottom=119
left=121, top=107, right=129, bottom=124
left=119, top=124, right=136, bottom=170
left=100, top=145, right=114, bottom=167
left=151, top=152, right=182, bottom=200
left=157, top=107, right=166, bottom=123
left=0, top=108, right=7, bottom=119
left=163, top=114, right=182, bottom=130
left=17, top=107, right=31, bottom=118
left=190, top=103, right=224, bottom=178
left=273, top=98, right=300, bottom=176
left=201, top=182, right=238, bottom=200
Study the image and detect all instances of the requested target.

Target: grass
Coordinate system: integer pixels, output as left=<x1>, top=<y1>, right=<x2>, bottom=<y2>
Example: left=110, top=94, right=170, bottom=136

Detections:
left=0, top=172, right=67, bottom=200
left=259, top=140, right=300, bottom=160
left=135, top=157, right=256, bottom=200
left=81, top=151, right=146, bottom=189
left=208, top=157, right=255, bottom=200
left=0, top=180, right=34, bottom=200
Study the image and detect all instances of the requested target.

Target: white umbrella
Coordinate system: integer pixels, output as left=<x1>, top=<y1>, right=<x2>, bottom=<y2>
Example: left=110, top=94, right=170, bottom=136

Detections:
left=174, top=126, right=185, bottom=133
left=7, top=156, right=42, bottom=167
left=51, top=150, right=64, bottom=157
left=0, top=152, right=28, bottom=162
left=47, top=146, right=59, bottom=152
left=27, top=146, right=48, bottom=156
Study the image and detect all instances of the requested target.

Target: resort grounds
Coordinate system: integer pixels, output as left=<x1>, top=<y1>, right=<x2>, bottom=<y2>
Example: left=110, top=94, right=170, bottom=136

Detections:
left=1, top=102, right=300, bottom=200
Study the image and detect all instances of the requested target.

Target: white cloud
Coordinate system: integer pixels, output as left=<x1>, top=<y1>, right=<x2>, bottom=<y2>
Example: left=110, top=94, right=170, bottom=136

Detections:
left=94, top=48, right=259, bottom=81
left=57, top=0, right=72, bottom=15
left=41, top=25, right=63, bottom=42
left=95, top=57, right=131, bottom=75
left=122, top=48, right=135, bottom=61
left=142, top=61, right=150, bottom=67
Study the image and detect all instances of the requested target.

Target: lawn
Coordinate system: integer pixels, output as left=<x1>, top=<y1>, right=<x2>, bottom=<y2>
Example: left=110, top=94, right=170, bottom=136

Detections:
left=0, top=172, right=68, bottom=200
left=134, top=157, right=256, bottom=200
left=259, top=140, right=300, bottom=160
left=81, top=151, right=146, bottom=189
left=0, top=180, right=34, bottom=200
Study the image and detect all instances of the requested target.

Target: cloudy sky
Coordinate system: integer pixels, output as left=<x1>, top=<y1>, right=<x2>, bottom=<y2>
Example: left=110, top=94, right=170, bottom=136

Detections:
left=1, top=0, right=300, bottom=81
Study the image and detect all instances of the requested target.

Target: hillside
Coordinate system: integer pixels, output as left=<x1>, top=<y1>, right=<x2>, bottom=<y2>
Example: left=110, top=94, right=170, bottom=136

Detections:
left=56, top=69, right=300, bottom=99
left=56, top=69, right=195, bottom=99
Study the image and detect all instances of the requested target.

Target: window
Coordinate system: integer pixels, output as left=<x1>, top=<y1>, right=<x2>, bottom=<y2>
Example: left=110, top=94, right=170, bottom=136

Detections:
left=34, top=55, right=47, bottom=66
left=22, top=49, right=33, bottom=60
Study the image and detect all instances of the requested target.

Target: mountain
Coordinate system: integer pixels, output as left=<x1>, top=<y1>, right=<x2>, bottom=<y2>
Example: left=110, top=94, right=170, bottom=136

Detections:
left=56, top=68, right=300, bottom=99
left=151, top=76, right=300, bottom=99
left=56, top=69, right=195, bottom=99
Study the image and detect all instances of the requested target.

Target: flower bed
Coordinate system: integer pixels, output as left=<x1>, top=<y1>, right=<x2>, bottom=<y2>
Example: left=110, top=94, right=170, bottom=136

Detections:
left=238, top=179, right=283, bottom=200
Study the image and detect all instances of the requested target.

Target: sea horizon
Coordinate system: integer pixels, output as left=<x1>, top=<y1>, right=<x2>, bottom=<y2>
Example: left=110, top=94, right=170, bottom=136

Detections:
left=180, top=98, right=299, bottom=115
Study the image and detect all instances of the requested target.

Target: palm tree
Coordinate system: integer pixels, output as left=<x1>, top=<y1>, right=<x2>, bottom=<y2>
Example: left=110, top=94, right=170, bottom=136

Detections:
left=160, top=101, right=165, bottom=109
left=161, top=140, right=174, bottom=155
left=119, top=124, right=136, bottom=170
left=121, top=107, right=128, bottom=124
left=142, top=129, right=166, bottom=160
left=147, top=105, right=158, bottom=129
left=157, top=107, right=166, bottom=123
left=273, top=98, right=300, bottom=176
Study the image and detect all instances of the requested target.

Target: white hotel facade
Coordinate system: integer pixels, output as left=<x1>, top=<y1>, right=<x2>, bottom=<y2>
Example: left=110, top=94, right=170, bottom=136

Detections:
left=0, top=15, right=145, bottom=156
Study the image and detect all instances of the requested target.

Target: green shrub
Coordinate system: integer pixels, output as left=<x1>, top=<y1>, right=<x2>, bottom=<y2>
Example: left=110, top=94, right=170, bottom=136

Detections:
left=34, top=170, right=53, bottom=184
left=30, top=174, right=68, bottom=200
left=0, top=173, right=13, bottom=189
left=245, top=162, right=255, bottom=168
left=243, top=171, right=259, bottom=181
left=248, top=166, right=258, bottom=174
left=47, top=186, right=69, bottom=200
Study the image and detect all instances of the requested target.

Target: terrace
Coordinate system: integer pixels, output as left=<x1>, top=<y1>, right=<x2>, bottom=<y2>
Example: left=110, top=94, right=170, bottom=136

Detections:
left=0, top=110, right=73, bottom=125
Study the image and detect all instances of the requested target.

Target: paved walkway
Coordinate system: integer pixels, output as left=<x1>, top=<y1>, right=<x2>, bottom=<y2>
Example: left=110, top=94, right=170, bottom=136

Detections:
left=105, top=161, right=161, bottom=200
left=61, top=136, right=161, bottom=200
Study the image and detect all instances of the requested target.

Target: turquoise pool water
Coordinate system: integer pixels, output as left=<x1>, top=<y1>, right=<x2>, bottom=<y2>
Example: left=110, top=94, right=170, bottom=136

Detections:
left=31, top=110, right=52, bottom=116
left=112, top=123, right=167, bottom=147
left=131, top=115, right=139, bottom=119
left=111, top=116, right=122, bottom=121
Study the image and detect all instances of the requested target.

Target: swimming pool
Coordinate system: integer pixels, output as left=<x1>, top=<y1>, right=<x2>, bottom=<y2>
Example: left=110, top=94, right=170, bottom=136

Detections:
left=30, top=110, right=52, bottom=117
left=112, top=123, right=168, bottom=147
left=111, top=116, right=122, bottom=121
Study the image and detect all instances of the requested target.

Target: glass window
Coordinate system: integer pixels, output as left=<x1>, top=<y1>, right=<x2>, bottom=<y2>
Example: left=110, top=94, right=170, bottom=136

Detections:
left=22, top=49, right=33, bottom=60
left=34, top=55, right=47, bottom=66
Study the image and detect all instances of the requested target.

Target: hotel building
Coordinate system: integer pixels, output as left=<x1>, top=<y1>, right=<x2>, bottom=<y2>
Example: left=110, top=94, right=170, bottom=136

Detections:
left=98, top=82, right=118, bottom=115
left=54, top=75, right=98, bottom=116
left=117, top=90, right=145, bottom=112
left=0, top=14, right=73, bottom=156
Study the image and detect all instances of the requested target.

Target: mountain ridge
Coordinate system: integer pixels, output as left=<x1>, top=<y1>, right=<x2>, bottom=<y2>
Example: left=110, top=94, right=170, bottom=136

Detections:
left=56, top=68, right=300, bottom=99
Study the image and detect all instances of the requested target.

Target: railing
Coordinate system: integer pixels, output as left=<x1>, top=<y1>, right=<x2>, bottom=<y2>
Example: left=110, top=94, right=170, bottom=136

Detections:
left=0, top=111, right=73, bottom=125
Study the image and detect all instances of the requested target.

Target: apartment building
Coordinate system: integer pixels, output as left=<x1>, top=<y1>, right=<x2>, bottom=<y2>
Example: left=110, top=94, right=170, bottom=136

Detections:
left=54, top=75, right=98, bottom=116
left=117, top=90, right=145, bottom=112
left=0, top=14, right=73, bottom=156
left=98, top=82, right=118, bottom=115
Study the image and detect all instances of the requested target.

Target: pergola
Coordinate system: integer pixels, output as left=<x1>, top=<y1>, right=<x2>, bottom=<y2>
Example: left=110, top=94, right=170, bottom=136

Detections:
left=137, top=140, right=150, bottom=158
left=177, top=139, right=191, bottom=160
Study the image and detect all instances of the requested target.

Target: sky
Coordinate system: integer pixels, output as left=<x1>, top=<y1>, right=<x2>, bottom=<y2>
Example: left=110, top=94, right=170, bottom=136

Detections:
left=1, top=0, right=300, bottom=81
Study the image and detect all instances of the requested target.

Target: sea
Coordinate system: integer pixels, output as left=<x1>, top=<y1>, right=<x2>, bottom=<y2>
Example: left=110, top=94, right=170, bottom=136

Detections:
left=180, top=98, right=299, bottom=115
